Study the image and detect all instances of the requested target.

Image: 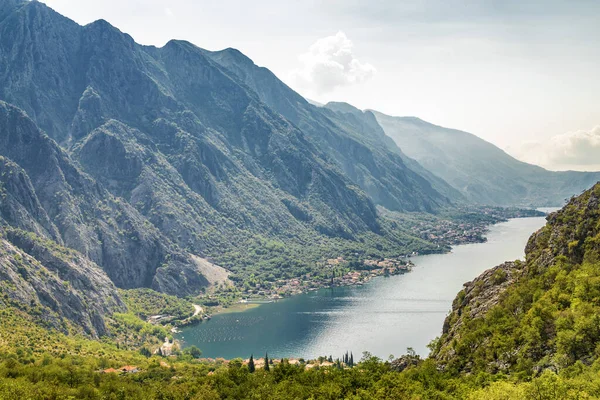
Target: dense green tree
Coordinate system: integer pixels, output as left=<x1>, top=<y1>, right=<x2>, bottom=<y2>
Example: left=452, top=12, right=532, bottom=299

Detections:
left=139, top=347, right=152, bottom=358
left=248, top=355, right=255, bottom=373
left=185, top=346, right=203, bottom=359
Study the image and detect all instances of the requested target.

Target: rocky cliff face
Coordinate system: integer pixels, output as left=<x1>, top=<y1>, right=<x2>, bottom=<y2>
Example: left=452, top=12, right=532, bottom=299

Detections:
left=0, top=101, right=208, bottom=295
left=0, top=228, right=125, bottom=337
left=524, top=186, right=600, bottom=268
left=0, top=0, right=392, bottom=241
left=0, top=0, right=465, bottom=305
left=0, top=157, right=60, bottom=241
left=436, top=261, right=526, bottom=370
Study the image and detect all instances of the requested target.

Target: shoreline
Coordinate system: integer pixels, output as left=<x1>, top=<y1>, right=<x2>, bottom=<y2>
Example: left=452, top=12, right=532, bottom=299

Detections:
left=212, top=303, right=261, bottom=314
left=175, top=215, right=550, bottom=358
left=193, top=214, right=551, bottom=319
left=211, top=263, right=413, bottom=315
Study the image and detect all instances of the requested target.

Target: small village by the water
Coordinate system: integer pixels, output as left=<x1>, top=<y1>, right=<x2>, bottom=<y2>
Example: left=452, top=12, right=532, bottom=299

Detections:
left=237, top=256, right=414, bottom=301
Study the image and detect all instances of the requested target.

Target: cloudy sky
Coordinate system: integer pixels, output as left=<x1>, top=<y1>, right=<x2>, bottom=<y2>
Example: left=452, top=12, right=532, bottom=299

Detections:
left=42, top=0, right=600, bottom=171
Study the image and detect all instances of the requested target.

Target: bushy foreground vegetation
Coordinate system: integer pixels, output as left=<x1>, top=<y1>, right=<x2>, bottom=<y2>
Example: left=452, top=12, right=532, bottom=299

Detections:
left=3, top=345, right=600, bottom=399
left=3, top=294, right=599, bottom=399
left=2, top=293, right=600, bottom=400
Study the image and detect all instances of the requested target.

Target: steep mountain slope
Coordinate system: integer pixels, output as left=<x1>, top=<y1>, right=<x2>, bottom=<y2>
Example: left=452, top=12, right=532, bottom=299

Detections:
left=0, top=0, right=386, bottom=235
left=0, top=101, right=209, bottom=295
left=433, top=183, right=600, bottom=373
left=0, top=0, right=460, bottom=301
left=373, top=111, right=600, bottom=206
left=205, top=48, right=454, bottom=211
left=321, top=102, right=465, bottom=203
left=0, top=0, right=380, bottom=230
left=0, top=228, right=125, bottom=337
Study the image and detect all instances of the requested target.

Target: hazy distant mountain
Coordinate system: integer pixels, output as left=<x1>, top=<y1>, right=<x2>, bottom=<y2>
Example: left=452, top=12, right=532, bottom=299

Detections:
left=206, top=48, right=455, bottom=211
left=372, top=111, right=600, bottom=207
left=321, top=102, right=465, bottom=203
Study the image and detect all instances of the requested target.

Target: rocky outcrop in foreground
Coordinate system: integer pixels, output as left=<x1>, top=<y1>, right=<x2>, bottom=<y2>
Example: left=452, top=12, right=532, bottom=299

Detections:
left=435, top=261, right=525, bottom=369
left=432, top=183, right=600, bottom=375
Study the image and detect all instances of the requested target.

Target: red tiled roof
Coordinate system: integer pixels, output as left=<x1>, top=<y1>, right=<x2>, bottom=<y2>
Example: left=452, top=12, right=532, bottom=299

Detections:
left=102, top=368, right=118, bottom=373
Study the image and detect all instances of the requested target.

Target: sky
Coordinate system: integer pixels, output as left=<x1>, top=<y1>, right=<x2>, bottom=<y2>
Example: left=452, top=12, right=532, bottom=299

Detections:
left=41, top=0, right=600, bottom=171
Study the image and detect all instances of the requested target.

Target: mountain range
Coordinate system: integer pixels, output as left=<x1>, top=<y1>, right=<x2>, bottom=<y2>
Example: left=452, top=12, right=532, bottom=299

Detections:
left=0, top=0, right=597, bottom=309
left=0, top=0, right=447, bottom=304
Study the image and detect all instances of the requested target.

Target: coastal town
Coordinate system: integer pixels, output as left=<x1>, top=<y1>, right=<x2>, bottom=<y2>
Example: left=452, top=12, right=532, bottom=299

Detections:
left=383, top=206, right=545, bottom=247
left=410, top=216, right=491, bottom=246
left=144, top=255, right=415, bottom=341
left=235, top=256, right=414, bottom=300
left=98, top=355, right=359, bottom=376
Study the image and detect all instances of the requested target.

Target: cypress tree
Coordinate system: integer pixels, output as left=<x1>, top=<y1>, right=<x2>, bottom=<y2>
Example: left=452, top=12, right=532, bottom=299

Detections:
left=264, top=353, right=270, bottom=372
left=248, top=354, right=255, bottom=373
left=350, top=352, right=354, bottom=367
left=139, top=347, right=151, bottom=358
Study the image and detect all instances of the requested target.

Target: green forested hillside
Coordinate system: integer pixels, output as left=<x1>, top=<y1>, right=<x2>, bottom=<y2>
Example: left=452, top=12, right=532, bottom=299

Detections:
left=433, top=183, right=600, bottom=375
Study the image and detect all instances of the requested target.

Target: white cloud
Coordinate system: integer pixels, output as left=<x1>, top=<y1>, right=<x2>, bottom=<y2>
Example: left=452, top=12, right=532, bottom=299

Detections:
left=290, top=31, right=376, bottom=95
left=164, top=7, right=174, bottom=17
left=508, top=125, right=600, bottom=171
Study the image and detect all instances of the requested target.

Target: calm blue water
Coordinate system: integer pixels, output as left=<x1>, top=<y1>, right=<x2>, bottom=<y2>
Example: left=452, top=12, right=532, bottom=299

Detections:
left=178, top=216, right=548, bottom=360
